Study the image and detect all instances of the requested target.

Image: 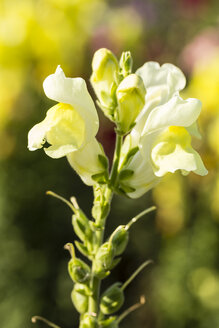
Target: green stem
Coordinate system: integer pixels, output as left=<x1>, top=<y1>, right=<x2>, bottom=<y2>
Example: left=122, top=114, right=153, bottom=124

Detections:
left=121, top=260, right=153, bottom=291
left=46, top=191, right=76, bottom=212
left=116, top=295, right=145, bottom=324
left=109, top=133, right=123, bottom=188
left=88, top=186, right=113, bottom=314
left=31, top=316, right=61, bottom=328
left=87, top=129, right=123, bottom=317
left=125, top=206, right=156, bottom=230
left=88, top=131, right=123, bottom=315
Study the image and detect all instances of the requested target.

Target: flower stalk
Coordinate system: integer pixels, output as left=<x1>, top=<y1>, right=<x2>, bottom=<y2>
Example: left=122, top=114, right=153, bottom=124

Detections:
left=29, top=48, right=207, bottom=328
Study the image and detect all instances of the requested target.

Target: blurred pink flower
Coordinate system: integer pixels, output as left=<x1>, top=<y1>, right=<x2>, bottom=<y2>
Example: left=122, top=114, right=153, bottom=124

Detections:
left=180, top=28, right=219, bottom=74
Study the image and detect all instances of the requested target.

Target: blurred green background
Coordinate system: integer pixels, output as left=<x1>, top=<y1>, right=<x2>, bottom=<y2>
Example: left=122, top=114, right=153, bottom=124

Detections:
left=0, top=0, right=219, bottom=327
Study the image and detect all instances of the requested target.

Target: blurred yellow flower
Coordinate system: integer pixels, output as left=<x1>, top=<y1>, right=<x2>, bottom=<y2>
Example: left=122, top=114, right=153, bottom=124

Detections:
left=185, top=52, right=219, bottom=120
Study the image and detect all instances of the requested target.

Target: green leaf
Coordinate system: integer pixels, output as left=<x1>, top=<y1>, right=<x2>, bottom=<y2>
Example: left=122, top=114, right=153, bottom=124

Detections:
left=98, top=154, right=109, bottom=170
left=119, top=183, right=136, bottom=194
left=109, top=257, right=121, bottom=270
left=92, top=172, right=108, bottom=184
left=120, top=146, right=139, bottom=169
left=126, top=146, right=139, bottom=161
left=110, top=81, right=117, bottom=98
left=75, top=241, right=91, bottom=259
left=119, top=169, right=134, bottom=180
left=72, top=214, right=93, bottom=243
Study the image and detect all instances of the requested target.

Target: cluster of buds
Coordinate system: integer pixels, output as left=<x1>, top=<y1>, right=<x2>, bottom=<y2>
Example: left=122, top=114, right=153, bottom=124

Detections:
left=90, top=48, right=146, bottom=135
left=91, top=50, right=207, bottom=198
left=54, top=191, right=153, bottom=327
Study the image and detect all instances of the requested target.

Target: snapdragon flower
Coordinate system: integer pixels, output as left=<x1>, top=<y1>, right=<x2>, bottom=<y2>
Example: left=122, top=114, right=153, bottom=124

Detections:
left=119, top=62, right=207, bottom=198
left=28, top=66, right=104, bottom=185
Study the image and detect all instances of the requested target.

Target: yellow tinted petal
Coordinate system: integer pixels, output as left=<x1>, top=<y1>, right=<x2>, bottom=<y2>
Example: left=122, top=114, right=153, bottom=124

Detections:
left=151, top=126, right=208, bottom=177
left=44, top=103, right=85, bottom=158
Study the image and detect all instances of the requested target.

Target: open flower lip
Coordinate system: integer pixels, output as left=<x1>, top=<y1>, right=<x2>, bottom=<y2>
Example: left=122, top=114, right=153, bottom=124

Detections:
left=28, top=65, right=99, bottom=159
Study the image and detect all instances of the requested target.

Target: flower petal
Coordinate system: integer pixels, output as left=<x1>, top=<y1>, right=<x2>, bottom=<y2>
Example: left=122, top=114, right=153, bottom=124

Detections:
left=136, top=61, right=186, bottom=93
left=151, top=126, right=208, bottom=177
left=43, top=66, right=99, bottom=141
left=143, top=94, right=202, bottom=135
left=28, top=121, right=47, bottom=151
left=132, top=63, right=187, bottom=143
left=45, top=103, right=85, bottom=153
left=45, top=144, right=78, bottom=159
left=186, top=122, right=202, bottom=139
left=67, top=138, right=104, bottom=185
left=121, top=151, right=159, bottom=198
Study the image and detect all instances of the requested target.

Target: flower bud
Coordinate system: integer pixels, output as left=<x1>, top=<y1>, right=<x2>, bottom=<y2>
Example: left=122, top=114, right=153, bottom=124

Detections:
left=116, top=74, right=146, bottom=133
left=68, top=258, right=90, bottom=283
left=119, top=51, right=133, bottom=77
left=111, top=225, right=129, bottom=256
left=79, top=313, right=98, bottom=328
left=100, top=283, right=124, bottom=315
left=93, top=242, right=114, bottom=278
left=72, top=211, right=93, bottom=243
left=71, top=283, right=90, bottom=314
left=90, top=48, right=119, bottom=109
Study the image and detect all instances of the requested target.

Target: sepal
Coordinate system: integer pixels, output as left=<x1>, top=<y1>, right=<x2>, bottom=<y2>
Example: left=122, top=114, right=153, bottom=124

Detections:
left=79, top=313, right=98, bottom=328
left=72, top=212, right=93, bottom=244
left=99, top=316, right=118, bottom=328
left=118, top=169, right=134, bottom=181
left=74, top=241, right=91, bottom=259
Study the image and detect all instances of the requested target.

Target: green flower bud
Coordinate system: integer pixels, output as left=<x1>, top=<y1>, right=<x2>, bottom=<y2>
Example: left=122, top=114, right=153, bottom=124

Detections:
left=100, top=283, right=124, bottom=315
left=119, top=51, right=133, bottom=77
left=90, top=48, right=119, bottom=109
left=68, top=258, right=90, bottom=283
left=93, top=242, right=114, bottom=278
left=116, top=74, right=146, bottom=134
left=99, top=316, right=118, bottom=328
left=111, top=225, right=129, bottom=256
left=79, top=313, right=98, bottom=328
left=71, top=283, right=90, bottom=314
left=72, top=211, right=93, bottom=243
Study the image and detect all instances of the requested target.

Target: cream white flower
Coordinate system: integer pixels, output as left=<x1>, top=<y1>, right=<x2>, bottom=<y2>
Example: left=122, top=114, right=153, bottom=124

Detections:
left=119, top=62, right=207, bottom=198
left=28, top=65, right=99, bottom=158
left=28, top=66, right=105, bottom=185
